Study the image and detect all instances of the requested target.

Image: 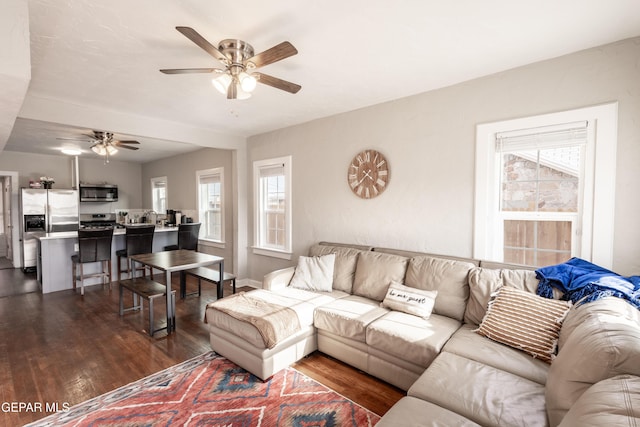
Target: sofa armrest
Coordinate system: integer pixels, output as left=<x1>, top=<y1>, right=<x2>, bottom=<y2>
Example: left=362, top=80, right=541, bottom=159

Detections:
left=263, top=267, right=296, bottom=290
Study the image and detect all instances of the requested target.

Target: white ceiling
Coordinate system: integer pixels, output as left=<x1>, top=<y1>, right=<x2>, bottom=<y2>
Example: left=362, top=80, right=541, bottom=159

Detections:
left=5, top=0, right=640, bottom=163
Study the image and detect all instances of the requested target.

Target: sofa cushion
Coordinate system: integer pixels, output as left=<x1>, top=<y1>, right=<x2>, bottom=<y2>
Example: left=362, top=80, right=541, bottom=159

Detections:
left=380, top=281, right=437, bottom=319
left=444, top=325, right=549, bottom=385
left=475, top=286, right=571, bottom=363
left=464, top=267, right=544, bottom=326
left=405, top=255, right=475, bottom=321
left=313, top=295, right=389, bottom=342
left=352, top=251, right=409, bottom=301
left=409, top=352, right=547, bottom=427
left=308, top=244, right=364, bottom=293
left=558, top=296, right=640, bottom=351
left=377, top=396, right=482, bottom=427
left=289, top=253, right=335, bottom=292
left=545, top=300, right=640, bottom=426
left=205, top=289, right=318, bottom=349
left=557, top=375, right=640, bottom=427
left=272, top=286, right=349, bottom=307
left=366, top=311, right=461, bottom=368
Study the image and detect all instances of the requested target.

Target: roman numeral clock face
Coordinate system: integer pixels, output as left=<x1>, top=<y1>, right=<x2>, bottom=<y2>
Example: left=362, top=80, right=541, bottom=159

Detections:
left=347, top=149, right=390, bottom=199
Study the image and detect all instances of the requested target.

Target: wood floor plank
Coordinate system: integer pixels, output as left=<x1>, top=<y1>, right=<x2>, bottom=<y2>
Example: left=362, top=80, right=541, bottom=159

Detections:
left=0, top=270, right=403, bottom=424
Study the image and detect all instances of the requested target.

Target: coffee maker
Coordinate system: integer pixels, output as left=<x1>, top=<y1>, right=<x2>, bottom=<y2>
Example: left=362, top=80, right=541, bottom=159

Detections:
left=166, top=209, right=177, bottom=226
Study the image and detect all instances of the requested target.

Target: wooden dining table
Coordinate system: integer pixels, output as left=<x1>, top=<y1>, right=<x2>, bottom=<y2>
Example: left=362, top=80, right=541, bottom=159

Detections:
left=129, top=249, right=224, bottom=333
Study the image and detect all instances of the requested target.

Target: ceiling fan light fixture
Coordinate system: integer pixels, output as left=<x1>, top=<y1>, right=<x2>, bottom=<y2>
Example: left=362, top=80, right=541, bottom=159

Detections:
left=91, top=143, right=118, bottom=156
left=235, top=85, right=252, bottom=100
left=212, top=73, right=232, bottom=94
left=239, top=72, right=257, bottom=92
left=92, top=144, right=106, bottom=155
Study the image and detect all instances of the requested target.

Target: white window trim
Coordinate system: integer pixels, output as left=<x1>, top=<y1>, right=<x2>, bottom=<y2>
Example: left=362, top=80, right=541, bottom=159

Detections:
left=253, top=155, right=292, bottom=260
left=196, top=167, right=225, bottom=246
left=474, top=102, right=617, bottom=268
left=150, top=176, right=167, bottom=214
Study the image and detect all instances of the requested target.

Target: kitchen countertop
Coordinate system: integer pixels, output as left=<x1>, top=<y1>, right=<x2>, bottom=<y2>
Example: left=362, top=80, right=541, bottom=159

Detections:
left=36, top=225, right=179, bottom=240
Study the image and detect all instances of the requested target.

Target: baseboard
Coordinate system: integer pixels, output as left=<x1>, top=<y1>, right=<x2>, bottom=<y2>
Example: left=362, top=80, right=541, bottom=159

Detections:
left=241, top=278, right=262, bottom=289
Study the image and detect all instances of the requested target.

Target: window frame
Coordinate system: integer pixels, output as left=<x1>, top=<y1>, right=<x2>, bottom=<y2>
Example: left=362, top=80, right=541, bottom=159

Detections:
left=474, top=103, right=617, bottom=268
left=253, top=155, right=293, bottom=260
left=196, top=167, right=224, bottom=247
left=150, top=176, right=167, bottom=214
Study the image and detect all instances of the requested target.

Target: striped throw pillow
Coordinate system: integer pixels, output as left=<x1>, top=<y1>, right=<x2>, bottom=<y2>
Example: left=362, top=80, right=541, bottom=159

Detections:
left=475, top=286, right=572, bottom=363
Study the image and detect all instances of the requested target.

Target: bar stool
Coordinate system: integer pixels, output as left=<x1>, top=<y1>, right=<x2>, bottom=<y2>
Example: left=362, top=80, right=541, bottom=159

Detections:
left=116, top=225, right=155, bottom=279
left=71, top=227, right=114, bottom=296
left=164, top=222, right=201, bottom=251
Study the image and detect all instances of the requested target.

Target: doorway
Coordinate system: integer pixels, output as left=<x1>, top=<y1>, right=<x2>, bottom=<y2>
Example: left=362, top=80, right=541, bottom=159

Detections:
left=0, top=171, right=20, bottom=270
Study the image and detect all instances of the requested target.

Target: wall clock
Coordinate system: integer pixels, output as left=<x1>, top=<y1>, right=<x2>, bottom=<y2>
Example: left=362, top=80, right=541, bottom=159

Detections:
left=347, top=149, right=390, bottom=199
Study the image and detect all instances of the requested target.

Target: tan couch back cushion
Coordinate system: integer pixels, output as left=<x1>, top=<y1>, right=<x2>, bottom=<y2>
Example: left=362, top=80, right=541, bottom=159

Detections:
left=352, top=251, right=409, bottom=301
left=405, top=256, right=475, bottom=321
left=558, top=296, right=640, bottom=350
left=545, top=301, right=640, bottom=426
left=557, top=375, right=640, bottom=427
left=464, top=267, right=542, bottom=326
left=309, top=244, right=365, bottom=293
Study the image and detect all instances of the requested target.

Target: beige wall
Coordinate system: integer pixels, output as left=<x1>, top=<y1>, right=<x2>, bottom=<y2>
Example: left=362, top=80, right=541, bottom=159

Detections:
left=141, top=147, right=235, bottom=271
left=247, top=37, right=640, bottom=279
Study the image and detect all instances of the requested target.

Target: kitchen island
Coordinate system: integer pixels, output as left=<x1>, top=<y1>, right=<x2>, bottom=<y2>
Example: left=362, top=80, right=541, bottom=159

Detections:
left=36, top=226, right=179, bottom=294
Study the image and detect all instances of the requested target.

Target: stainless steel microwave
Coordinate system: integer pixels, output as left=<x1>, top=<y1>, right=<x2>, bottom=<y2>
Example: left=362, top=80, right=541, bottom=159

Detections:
left=79, top=184, right=118, bottom=202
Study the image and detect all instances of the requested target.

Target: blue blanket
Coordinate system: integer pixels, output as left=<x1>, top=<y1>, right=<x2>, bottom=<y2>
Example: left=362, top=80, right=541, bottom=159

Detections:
left=535, top=257, right=640, bottom=309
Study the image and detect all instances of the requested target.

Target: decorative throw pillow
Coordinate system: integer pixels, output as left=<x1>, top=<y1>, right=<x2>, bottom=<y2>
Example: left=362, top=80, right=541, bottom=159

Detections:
left=475, top=286, right=572, bottom=363
left=380, top=281, right=438, bottom=319
left=289, top=254, right=336, bottom=292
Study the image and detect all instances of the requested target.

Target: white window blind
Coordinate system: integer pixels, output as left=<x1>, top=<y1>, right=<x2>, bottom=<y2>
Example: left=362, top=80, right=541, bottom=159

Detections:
left=496, top=121, right=588, bottom=152
left=258, top=163, right=285, bottom=177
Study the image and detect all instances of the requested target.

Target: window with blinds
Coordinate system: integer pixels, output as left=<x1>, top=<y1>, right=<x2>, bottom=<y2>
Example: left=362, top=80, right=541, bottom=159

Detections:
left=496, top=122, right=587, bottom=266
left=150, top=176, right=167, bottom=214
left=196, top=168, right=223, bottom=242
left=254, top=156, right=292, bottom=257
left=474, top=103, right=617, bottom=269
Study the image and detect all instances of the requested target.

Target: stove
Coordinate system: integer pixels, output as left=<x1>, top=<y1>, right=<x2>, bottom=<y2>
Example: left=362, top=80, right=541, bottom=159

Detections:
left=79, top=213, right=118, bottom=229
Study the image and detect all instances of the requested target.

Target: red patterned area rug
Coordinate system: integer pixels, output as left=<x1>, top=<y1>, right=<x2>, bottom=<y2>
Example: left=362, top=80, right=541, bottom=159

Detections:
left=26, top=351, right=380, bottom=426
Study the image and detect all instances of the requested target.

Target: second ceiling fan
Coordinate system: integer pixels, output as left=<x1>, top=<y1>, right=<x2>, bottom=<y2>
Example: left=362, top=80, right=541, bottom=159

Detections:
left=160, top=26, right=301, bottom=100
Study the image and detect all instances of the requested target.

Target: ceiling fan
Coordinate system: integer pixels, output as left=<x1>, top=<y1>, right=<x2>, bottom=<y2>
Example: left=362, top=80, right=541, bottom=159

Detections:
left=57, top=131, right=140, bottom=162
left=160, top=26, right=301, bottom=100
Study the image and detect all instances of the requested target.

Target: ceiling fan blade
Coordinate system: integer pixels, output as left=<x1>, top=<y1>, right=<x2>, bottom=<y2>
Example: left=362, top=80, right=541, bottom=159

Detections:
left=160, top=68, right=219, bottom=74
left=254, top=72, right=301, bottom=94
left=56, top=137, right=94, bottom=141
left=247, top=41, right=298, bottom=69
left=175, top=26, right=229, bottom=65
left=115, top=144, right=139, bottom=151
left=115, top=140, right=140, bottom=145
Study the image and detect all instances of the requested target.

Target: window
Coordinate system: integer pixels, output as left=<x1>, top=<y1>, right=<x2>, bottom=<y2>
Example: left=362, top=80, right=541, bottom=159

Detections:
left=196, top=168, right=223, bottom=243
left=150, top=177, right=167, bottom=214
left=474, top=103, right=617, bottom=268
left=497, top=123, right=586, bottom=266
left=253, top=156, right=292, bottom=259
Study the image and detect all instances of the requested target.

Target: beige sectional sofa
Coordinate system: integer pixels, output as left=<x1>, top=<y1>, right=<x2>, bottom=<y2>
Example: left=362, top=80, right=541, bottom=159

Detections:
left=205, top=242, right=640, bottom=426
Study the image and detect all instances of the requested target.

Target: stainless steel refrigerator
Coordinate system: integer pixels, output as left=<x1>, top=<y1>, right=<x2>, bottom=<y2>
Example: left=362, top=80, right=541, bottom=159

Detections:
left=20, top=188, right=79, bottom=272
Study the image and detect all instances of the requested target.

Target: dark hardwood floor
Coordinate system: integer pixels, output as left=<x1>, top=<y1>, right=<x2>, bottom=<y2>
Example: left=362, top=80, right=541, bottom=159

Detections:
left=0, top=269, right=403, bottom=426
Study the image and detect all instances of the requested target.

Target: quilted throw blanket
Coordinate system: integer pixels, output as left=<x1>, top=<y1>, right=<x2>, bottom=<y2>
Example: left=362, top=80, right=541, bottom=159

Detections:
left=206, top=292, right=301, bottom=349
left=536, top=257, right=640, bottom=310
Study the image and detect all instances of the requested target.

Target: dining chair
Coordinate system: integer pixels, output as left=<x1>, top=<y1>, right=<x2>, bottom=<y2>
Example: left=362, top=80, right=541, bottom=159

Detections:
left=71, top=227, right=114, bottom=296
left=164, top=222, right=201, bottom=251
left=116, top=224, right=155, bottom=279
